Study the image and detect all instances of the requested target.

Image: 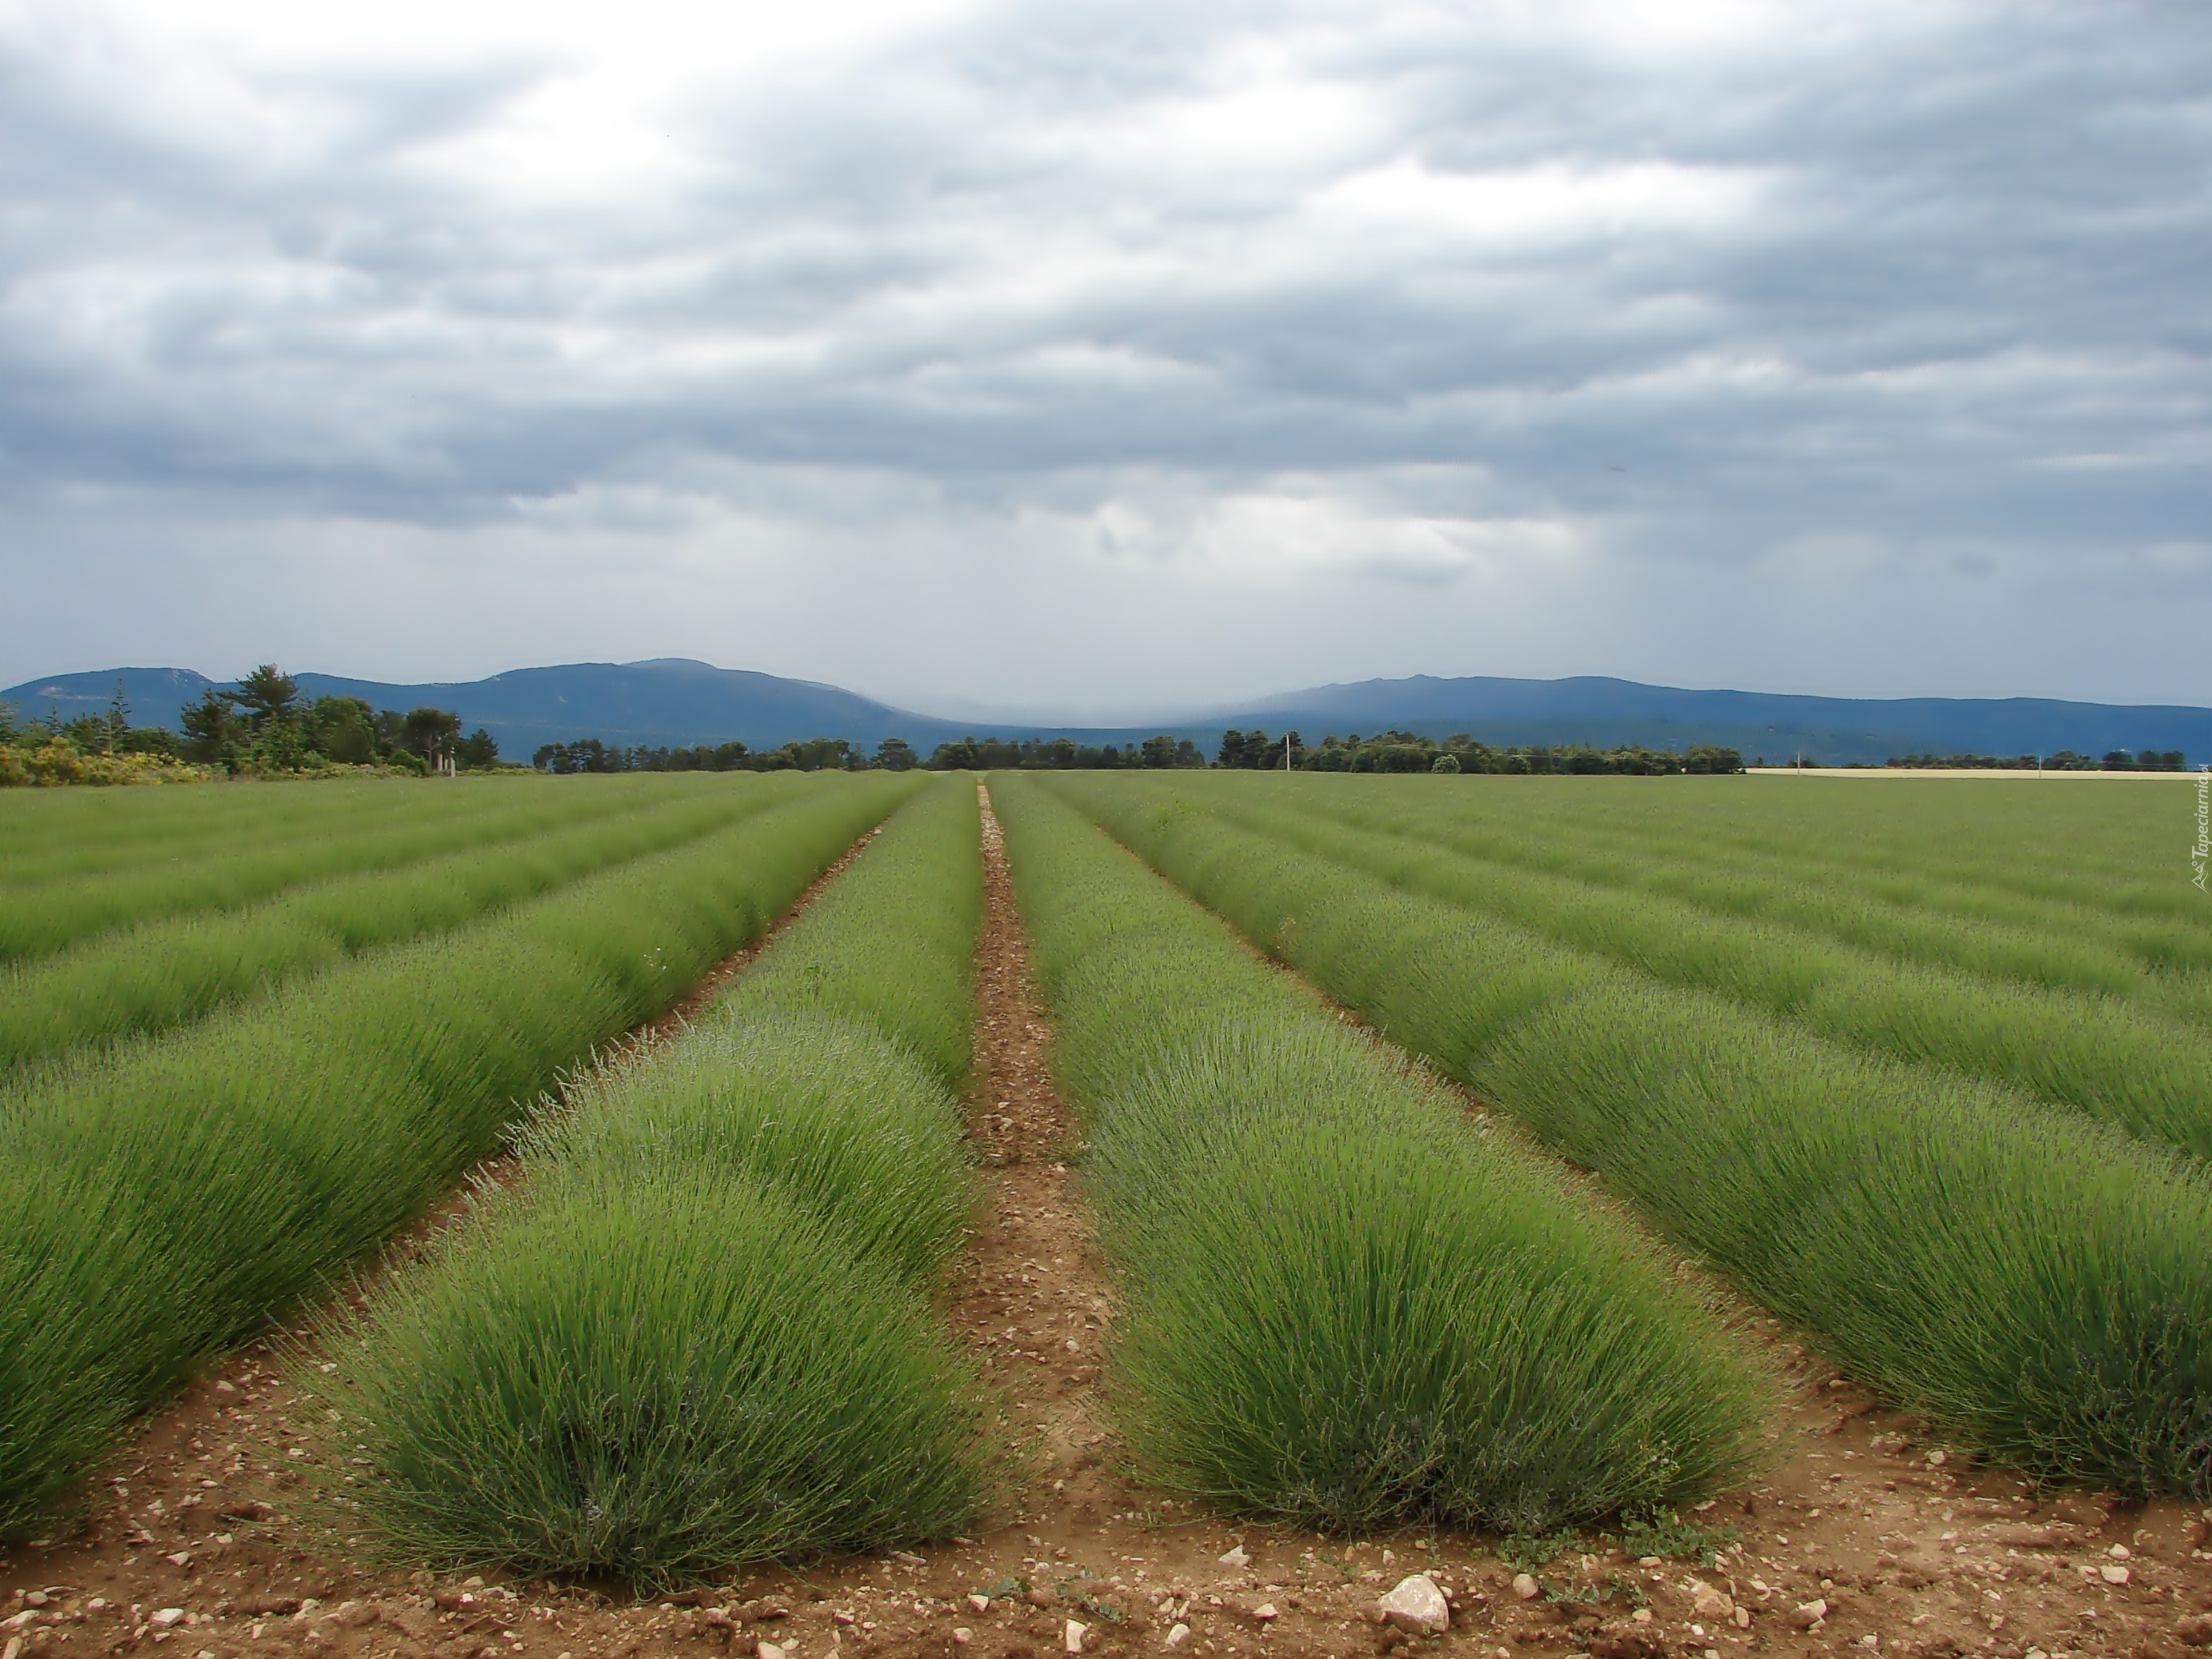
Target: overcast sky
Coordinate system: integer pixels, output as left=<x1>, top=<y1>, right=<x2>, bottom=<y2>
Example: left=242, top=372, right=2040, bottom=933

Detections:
left=0, top=0, right=2204, bottom=718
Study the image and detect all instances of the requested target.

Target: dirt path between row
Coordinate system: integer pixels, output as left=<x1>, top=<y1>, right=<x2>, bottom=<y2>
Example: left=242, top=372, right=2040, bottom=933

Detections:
left=6, top=792, right=2208, bottom=1659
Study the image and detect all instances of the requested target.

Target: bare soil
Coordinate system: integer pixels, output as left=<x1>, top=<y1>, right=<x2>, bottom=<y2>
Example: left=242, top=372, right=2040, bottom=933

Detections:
left=6, top=797, right=2206, bottom=1659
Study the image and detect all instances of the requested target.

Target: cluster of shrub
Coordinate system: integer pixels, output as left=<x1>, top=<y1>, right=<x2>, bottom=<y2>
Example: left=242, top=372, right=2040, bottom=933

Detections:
left=1778, top=750, right=2194, bottom=770
left=922, top=734, right=1208, bottom=770
left=917, top=730, right=1744, bottom=774
left=368, top=725, right=2212, bottom=778
left=0, top=734, right=210, bottom=789
left=530, top=735, right=916, bottom=774
left=563, top=730, right=1744, bottom=776
left=1222, top=729, right=1748, bottom=774
left=1, top=683, right=210, bottom=787
left=170, top=667, right=495, bottom=776
left=0, top=666, right=495, bottom=786
left=1874, top=750, right=2190, bottom=771
left=529, top=733, right=1216, bottom=773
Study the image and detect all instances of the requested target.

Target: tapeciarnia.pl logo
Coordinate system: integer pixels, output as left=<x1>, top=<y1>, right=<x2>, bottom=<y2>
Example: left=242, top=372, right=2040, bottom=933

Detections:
left=2194, top=766, right=2209, bottom=893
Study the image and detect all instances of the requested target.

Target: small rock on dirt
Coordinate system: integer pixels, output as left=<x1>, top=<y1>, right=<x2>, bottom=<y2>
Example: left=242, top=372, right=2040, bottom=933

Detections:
left=226, top=1597, right=302, bottom=1617
left=1218, top=1546, right=1250, bottom=1568
left=1513, top=1573, right=1541, bottom=1600
left=1378, top=1575, right=1450, bottom=1635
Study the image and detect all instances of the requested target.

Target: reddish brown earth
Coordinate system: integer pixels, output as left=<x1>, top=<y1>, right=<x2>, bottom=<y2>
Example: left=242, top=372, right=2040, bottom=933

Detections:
left=5, top=794, right=2207, bottom=1659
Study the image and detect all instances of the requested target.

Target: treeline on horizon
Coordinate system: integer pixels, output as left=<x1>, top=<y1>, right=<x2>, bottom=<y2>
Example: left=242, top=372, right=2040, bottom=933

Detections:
left=531, top=728, right=2198, bottom=777
left=532, top=729, right=1753, bottom=775
left=1881, top=749, right=2189, bottom=771
left=0, top=666, right=496, bottom=785
left=6, top=670, right=2194, bottom=786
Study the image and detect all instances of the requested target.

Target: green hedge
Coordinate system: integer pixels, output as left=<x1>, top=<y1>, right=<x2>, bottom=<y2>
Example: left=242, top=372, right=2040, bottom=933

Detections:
left=1050, top=774, right=2212, bottom=1497
left=0, top=775, right=914, bottom=1541
left=1192, top=788, right=2212, bottom=1159
left=312, top=779, right=991, bottom=1581
left=994, top=775, right=1766, bottom=1533
left=0, top=780, right=811, bottom=1073
left=0, top=774, right=710, bottom=960
left=1268, top=782, right=2198, bottom=999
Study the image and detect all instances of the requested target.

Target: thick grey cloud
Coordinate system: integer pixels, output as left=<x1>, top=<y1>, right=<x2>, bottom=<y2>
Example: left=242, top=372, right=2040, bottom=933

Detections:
left=0, top=0, right=2205, bottom=712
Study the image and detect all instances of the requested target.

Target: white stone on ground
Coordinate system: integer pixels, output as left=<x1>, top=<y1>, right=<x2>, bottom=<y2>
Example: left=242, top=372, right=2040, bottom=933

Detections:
left=1378, top=1574, right=1451, bottom=1634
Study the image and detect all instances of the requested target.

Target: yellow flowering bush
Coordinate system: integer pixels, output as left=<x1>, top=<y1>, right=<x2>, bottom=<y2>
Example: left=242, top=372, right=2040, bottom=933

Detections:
left=0, top=742, right=214, bottom=787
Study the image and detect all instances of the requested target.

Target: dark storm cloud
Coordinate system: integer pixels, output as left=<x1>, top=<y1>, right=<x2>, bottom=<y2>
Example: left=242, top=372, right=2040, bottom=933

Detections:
left=0, top=0, right=2205, bottom=706
left=7, top=4, right=2203, bottom=511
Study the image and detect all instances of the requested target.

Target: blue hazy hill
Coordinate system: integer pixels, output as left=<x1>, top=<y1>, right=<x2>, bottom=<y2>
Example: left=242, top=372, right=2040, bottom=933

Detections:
left=1214, top=674, right=2212, bottom=765
left=3, top=667, right=220, bottom=730
left=1, top=660, right=970, bottom=757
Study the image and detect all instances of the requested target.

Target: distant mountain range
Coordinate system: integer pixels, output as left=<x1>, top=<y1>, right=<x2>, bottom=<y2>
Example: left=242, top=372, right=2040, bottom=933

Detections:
left=1, top=662, right=972, bottom=758
left=1236, top=675, right=2211, bottom=766
left=6, top=661, right=2207, bottom=766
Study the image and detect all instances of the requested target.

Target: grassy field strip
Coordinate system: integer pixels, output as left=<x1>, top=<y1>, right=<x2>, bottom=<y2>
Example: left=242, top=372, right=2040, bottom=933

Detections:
left=1285, top=776, right=2195, bottom=940
left=991, top=774, right=1766, bottom=1533
left=1046, top=774, right=2212, bottom=1497
left=1281, top=784, right=2204, bottom=993
left=1233, top=791, right=2212, bottom=1155
left=0, top=774, right=919, bottom=1543
left=0, top=778, right=496, bottom=876
left=1332, top=778, right=2201, bottom=931
left=1284, top=782, right=2212, bottom=991
left=1173, top=785, right=2212, bottom=1160
left=0, top=778, right=820, bottom=1075
left=3, top=796, right=408, bottom=884
left=0, top=778, right=710, bottom=951
left=0, top=774, right=650, bottom=887
left=1294, top=778, right=2179, bottom=908
left=1474, top=772, right=2188, bottom=889
left=305, top=778, right=989, bottom=1582
left=0, top=778, right=708, bottom=961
